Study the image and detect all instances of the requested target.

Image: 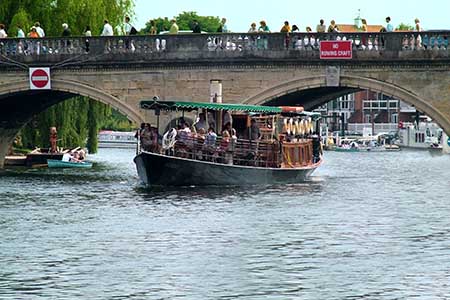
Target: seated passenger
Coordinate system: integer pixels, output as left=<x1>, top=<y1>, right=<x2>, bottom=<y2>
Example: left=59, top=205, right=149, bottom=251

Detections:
left=62, top=151, right=73, bottom=162
left=77, top=149, right=86, bottom=161
left=195, top=128, right=206, bottom=159
left=203, top=127, right=217, bottom=160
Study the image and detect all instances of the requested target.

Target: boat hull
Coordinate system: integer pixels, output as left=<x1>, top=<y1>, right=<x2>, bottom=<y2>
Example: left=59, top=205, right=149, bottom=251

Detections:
left=134, top=151, right=321, bottom=186
left=47, top=159, right=93, bottom=168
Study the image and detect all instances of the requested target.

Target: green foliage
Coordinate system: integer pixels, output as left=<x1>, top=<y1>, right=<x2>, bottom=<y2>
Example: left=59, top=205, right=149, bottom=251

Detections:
left=0, top=0, right=134, bottom=36
left=396, top=23, right=414, bottom=31
left=142, top=11, right=222, bottom=34
left=3, top=0, right=135, bottom=154
left=19, top=96, right=132, bottom=153
left=100, top=109, right=135, bottom=131
left=8, top=8, right=32, bottom=37
left=19, top=97, right=112, bottom=153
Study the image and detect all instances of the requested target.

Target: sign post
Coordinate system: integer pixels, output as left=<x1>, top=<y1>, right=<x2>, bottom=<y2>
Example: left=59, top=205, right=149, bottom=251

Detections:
left=29, top=67, right=51, bottom=90
left=320, top=41, right=352, bottom=60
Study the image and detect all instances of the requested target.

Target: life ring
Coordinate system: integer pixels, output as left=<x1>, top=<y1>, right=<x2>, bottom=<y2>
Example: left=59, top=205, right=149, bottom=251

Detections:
left=162, top=128, right=177, bottom=150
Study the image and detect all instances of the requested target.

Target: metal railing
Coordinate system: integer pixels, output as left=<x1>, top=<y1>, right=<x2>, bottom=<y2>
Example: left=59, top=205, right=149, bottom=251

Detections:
left=140, top=132, right=318, bottom=168
left=347, top=123, right=399, bottom=134
left=0, top=31, right=449, bottom=67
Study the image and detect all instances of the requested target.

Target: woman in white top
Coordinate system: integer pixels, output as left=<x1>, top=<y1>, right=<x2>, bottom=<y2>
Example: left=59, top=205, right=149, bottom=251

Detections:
left=0, top=24, right=7, bottom=38
left=414, top=18, right=422, bottom=31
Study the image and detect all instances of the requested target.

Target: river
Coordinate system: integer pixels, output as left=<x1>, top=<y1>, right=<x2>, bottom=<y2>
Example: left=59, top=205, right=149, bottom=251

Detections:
left=1, top=148, right=450, bottom=299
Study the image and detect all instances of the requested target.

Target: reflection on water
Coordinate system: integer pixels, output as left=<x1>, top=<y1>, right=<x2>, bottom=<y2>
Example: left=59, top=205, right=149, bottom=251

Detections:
left=1, top=148, right=450, bottom=299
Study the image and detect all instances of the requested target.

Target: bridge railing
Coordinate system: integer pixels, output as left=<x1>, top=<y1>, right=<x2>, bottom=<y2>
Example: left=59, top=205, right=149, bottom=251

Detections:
left=0, top=31, right=449, bottom=64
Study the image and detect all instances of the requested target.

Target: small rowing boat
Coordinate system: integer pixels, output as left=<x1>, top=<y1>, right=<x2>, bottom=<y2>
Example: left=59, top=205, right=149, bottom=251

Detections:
left=47, top=159, right=93, bottom=168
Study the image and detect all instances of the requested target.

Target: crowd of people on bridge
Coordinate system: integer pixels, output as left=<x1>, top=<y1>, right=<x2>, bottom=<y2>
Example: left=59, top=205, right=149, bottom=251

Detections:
left=0, top=15, right=425, bottom=40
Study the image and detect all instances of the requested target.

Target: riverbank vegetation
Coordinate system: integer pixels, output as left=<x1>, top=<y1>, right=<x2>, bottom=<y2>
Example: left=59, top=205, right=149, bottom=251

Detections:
left=1, top=0, right=135, bottom=153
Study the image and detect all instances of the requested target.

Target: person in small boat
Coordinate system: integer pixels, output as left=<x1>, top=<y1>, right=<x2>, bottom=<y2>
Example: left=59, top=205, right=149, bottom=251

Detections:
left=350, top=141, right=359, bottom=149
left=77, top=149, right=86, bottom=161
left=62, top=151, right=73, bottom=162
left=61, top=150, right=82, bottom=163
left=49, top=127, right=58, bottom=153
left=71, top=151, right=82, bottom=163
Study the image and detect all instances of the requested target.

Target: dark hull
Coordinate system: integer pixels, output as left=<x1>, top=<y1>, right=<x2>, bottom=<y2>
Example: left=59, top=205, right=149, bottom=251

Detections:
left=134, top=151, right=321, bottom=186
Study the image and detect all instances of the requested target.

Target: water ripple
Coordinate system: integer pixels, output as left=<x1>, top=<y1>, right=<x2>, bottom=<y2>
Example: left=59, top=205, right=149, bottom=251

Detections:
left=1, top=149, right=450, bottom=299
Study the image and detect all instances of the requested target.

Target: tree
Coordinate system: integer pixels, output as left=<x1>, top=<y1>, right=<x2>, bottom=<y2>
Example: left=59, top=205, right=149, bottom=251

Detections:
left=142, top=11, right=222, bottom=34
left=396, top=23, right=414, bottom=31
left=0, top=0, right=134, bottom=37
left=1, top=0, right=135, bottom=153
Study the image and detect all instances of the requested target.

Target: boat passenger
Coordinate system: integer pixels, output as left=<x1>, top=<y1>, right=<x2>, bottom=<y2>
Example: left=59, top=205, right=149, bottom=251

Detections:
left=62, top=151, right=73, bottom=162
left=135, top=123, right=145, bottom=139
left=249, top=119, right=261, bottom=141
left=77, top=149, right=86, bottom=161
left=177, top=123, right=193, bottom=157
left=140, top=123, right=153, bottom=152
left=203, top=127, right=217, bottom=160
left=247, top=118, right=261, bottom=155
left=71, top=151, right=82, bottom=163
left=194, top=113, right=207, bottom=132
left=195, top=128, right=206, bottom=159
left=220, top=130, right=233, bottom=165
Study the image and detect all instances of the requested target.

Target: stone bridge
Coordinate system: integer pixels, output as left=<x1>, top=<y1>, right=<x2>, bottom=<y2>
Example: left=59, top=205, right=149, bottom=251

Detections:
left=1, top=31, right=450, bottom=167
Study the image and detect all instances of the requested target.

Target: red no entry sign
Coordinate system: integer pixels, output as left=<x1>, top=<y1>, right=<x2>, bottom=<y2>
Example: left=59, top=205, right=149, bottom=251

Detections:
left=320, top=41, right=353, bottom=59
left=29, top=67, right=51, bottom=90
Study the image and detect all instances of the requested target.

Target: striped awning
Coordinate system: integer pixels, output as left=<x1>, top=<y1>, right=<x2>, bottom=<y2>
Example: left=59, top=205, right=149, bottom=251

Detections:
left=140, top=100, right=283, bottom=113
left=139, top=100, right=320, bottom=119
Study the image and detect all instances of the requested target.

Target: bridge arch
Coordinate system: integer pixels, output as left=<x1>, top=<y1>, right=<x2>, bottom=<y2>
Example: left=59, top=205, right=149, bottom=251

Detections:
left=0, top=79, right=144, bottom=125
left=0, top=79, right=144, bottom=167
left=244, top=75, right=450, bottom=135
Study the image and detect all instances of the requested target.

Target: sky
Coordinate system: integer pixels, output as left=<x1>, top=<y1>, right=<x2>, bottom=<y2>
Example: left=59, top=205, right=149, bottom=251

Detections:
left=133, top=0, right=450, bottom=31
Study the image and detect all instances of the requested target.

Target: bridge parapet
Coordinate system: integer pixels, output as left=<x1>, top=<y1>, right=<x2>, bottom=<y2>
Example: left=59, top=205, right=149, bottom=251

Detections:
left=0, top=31, right=449, bottom=68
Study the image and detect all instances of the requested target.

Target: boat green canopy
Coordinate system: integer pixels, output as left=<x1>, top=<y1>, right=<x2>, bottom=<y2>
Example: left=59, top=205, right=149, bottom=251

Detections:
left=140, top=100, right=321, bottom=119
left=140, top=100, right=283, bottom=113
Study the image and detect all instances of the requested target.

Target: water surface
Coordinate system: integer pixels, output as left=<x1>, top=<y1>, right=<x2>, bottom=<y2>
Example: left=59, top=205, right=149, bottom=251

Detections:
left=1, top=148, right=450, bottom=299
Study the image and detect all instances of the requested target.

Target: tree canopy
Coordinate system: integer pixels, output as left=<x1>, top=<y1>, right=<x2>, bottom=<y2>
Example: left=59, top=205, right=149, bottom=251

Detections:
left=141, top=11, right=222, bottom=34
left=1, top=0, right=136, bottom=153
left=396, top=23, right=415, bottom=31
left=0, top=0, right=134, bottom=36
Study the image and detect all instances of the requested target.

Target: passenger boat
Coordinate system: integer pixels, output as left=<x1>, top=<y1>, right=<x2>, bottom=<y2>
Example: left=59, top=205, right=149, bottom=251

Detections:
left=98, top=130, right=136, bottom=148
left=47, top=159, right=93, bottom=168
left=397, top=121, right=443, bottom=149
left=133, top=100, right=323, bottom=186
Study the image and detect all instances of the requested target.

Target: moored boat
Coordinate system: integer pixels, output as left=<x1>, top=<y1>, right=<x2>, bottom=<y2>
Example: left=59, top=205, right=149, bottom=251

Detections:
left=98, top=130, right=136, bottom=148
left=134, top=100, right=323, bottom=186
left=47, top=159, right=93, bottom=168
